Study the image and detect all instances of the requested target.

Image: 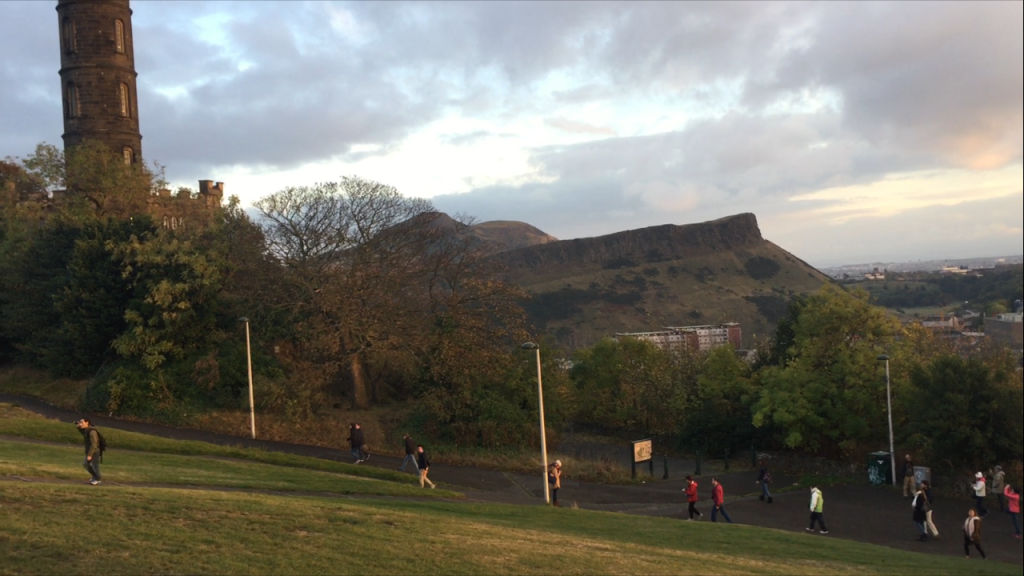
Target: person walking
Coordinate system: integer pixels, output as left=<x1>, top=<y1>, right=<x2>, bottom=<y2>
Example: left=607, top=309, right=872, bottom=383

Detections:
left=807, top=487, right=828, bottom=534
left=756, top=461, right=773, bottom=504
left=548, top=460, right=563, bottom=507
left=972, top=472, right=988, bottom=517
left=1004, top=484, right=1021, bottom=539
left=901, top=454, right=916, bottom=498
left=347, top=424, right=360, bottom=463
left=711, top=478, right=733, bottom=524
left=921, top=480, right=940, bottom=539
left=962, top=509, right=986, bottom=559
left=684, top=476, right=703, bottom=521
left=416, top=445, right=436, bottom=489
left=992, top=466, right=1006, bottom=512
left=398, top=433, right=418, bottom=473
left=912, top=487, right=930, bottom=541
left=75, top=418, right=104, bottom=486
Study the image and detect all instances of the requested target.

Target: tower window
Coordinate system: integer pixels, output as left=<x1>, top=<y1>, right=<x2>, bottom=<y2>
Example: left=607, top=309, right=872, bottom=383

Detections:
left=119, top=83, right=130, bottom=117
left=115, top=20, right=125, bottom=54
left=123, top=147, right=134, bottom=165
left=67, top=83, right=80, bottom=118
left=62, top=18, right=77, bottom=53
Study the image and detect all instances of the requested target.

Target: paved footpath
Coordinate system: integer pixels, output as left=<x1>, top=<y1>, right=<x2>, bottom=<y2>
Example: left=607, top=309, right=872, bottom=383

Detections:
left=2, top=393, right=1021, bottom=565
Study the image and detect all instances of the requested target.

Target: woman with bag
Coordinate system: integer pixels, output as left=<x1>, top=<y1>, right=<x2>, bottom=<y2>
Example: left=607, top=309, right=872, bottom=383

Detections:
left=548, top=461, right=562, bottom=507
left=962, top=509, right=986, bottom=559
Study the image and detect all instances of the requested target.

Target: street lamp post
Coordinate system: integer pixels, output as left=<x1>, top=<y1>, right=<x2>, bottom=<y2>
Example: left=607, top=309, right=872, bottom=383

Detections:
left=521, top=342, right=550, bottom=505
left=878, top=355, right=896, bottom=487
left=240, top=317, right=256, bottom=440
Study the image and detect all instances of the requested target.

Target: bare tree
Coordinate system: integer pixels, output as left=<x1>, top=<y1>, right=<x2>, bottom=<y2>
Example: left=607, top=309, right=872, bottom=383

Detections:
left=254, top=176, right=526, bottom=410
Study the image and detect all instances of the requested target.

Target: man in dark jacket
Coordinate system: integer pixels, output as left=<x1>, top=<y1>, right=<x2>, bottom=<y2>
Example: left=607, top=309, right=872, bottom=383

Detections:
left=416, top=445, right=435, bottom=489
left=398, top=433, right=418, bottom=473
left=348, top=424, right=369, bottom=464
left=75, top=418, right=102, bottom=485
left=757, top=461, right=773, bottom=504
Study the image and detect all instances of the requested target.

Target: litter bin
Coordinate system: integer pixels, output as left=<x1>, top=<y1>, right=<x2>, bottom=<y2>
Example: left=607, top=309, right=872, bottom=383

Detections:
left=868, top=452, right=893, bottom=486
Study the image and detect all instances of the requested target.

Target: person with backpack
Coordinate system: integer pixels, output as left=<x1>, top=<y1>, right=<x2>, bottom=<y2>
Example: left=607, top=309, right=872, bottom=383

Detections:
left=398, top=433, right=418, bottom=473
left=962, top=508, right=986, bottom=559
left=921, top=480, right=940, bottom=539
left=912, top=486, right=930, bottom=541
left=75, top=418, right=105, bottom=486
left=710, top=478, right=732, bottom=524
left=684, top=476, right=703, bottom=521
left=756, top=461, right=773, bottom=504
left=807, top=487, right=828, bottom=535
left=416, top=445, right=436, bottom=489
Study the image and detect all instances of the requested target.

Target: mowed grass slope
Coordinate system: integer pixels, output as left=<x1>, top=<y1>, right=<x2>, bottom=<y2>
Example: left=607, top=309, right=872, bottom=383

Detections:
left=2, top=404, right=1018, bottom=575
left=2, top=482, right=1017, bottom=576
left=0, top=404, right=434, bottom=487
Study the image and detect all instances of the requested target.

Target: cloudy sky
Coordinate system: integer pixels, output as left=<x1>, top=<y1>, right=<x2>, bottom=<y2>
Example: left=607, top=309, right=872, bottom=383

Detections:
left=1, top=1, right=1021, bottom=267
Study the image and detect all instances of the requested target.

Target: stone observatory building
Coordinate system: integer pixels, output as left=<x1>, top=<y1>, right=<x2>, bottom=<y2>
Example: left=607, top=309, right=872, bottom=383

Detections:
left=54, top=0, right=223, bottom=224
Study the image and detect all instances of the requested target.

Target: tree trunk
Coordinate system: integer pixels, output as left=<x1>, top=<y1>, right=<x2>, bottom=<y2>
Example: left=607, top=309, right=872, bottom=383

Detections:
left=341, top=331, right=370, bottom=409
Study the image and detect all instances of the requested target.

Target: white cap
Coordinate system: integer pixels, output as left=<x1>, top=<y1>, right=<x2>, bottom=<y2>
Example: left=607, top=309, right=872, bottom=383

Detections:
left=976, top=472, right=984, bottom=479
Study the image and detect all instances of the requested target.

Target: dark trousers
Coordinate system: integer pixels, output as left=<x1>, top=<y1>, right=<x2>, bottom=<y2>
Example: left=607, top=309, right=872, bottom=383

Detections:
left=1011, top=512, right=1021, bottom=537
left=996, top=493, right=1005, bottom=512
left=551, top=487, right=559, bottom=505
left=963, top=536, right=986, bottom=558
left=83, top=457, right=101, bottom=481
left=975, top=496, right=988, bottom=517
left=712, top=505, right=732, bottom=523
left=688, top=502, right=702, bottom=519
left=809, top=512, right=827, bottom=532
left=915, top=521, right=926, bottom=537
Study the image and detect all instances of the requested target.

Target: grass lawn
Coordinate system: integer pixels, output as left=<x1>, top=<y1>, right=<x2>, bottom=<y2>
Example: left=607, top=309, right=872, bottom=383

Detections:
left=0, top=404, right=435, bottom=487
left=2, top=481, right=1017, bottom=576
left=0, top=441, right=456, bottom=498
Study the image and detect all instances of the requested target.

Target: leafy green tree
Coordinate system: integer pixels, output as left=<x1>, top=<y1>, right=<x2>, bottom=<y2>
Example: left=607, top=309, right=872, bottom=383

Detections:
left=49, top=216, right=156, bottom=377
left=110, top=230, right=223, bottom=370
left=907, top=354, right=1023, bottom=470
left=752, top=285, right=905, bottom=457
left=683, top=345, right=759, bottom=456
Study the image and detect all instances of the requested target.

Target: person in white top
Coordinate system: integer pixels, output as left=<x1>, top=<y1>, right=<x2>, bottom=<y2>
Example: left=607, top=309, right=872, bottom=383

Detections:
left=972, top=472, right=988, bottom=518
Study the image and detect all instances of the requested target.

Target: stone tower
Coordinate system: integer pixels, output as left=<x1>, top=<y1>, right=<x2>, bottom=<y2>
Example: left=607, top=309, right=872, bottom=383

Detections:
left=56, top=0, right=142, bottom=164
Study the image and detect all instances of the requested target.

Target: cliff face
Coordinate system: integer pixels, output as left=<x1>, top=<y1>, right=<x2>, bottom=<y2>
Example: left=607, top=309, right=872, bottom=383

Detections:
left=488, top=213, right=826, bottom=350
left=495, top=213, right=764, bottom=279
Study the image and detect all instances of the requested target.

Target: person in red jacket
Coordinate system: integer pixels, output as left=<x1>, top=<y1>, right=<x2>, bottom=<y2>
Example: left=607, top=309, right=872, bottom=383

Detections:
left=1005, top=484, right=1021, bottom=539
left=711, top=478, right=733, bottom=524
left=684, top=475, right=703, bottom=521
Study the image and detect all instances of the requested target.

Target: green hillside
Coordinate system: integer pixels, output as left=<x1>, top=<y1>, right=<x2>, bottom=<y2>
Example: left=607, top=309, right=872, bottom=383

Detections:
left=2, top=406, right=1016, bottom=576
left=514, top=238, right=827, bottom=349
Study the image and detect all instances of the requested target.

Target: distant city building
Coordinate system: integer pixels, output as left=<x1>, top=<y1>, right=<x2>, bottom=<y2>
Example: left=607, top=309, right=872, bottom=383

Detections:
left=940, top=265, right=970, bottom=275
left=920, top=316, right=961, bottom=332
left=986, top=313, right=1023, bottom=349
left=616, top=323, right=742, bottom=353
left=864, top=267, right=886, bottom=281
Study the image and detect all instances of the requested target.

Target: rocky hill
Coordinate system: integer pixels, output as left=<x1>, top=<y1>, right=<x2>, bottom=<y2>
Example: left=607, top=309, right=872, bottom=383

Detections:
left=493, top=214, right=828, bottom=349
left=470, top=221, right=558, bottom=251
